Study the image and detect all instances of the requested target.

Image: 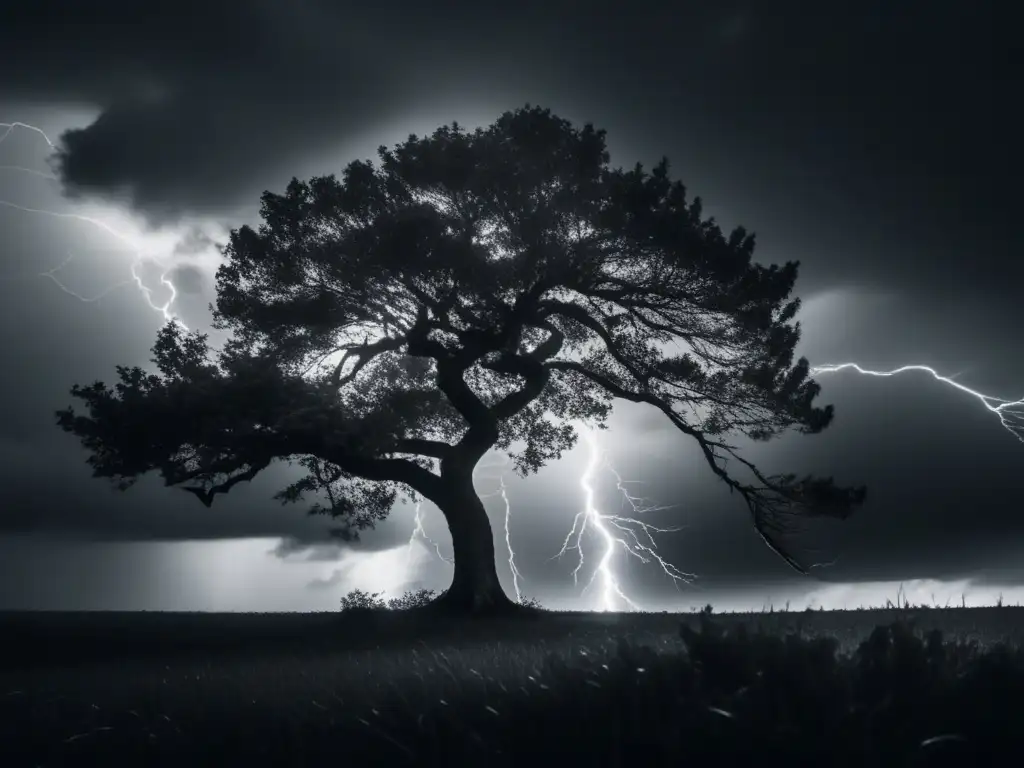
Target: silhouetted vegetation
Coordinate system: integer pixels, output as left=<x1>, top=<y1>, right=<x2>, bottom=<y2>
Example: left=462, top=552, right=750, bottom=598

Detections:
left=3, top=607, right=1023, bottom=766
left=55, top=105, right=864, bottom=613
left=338, top=588, right=544, bottom=615
left=339, top=587, right=440, bottom=613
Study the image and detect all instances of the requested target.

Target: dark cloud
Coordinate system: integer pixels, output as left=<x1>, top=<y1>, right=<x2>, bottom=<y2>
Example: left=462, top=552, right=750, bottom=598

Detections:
left=3, top=0, right=409, bottom=224
left=0, top=437, right=414, bottom=554
left=172, top=228, right=218, bottom=257
left=739, top=372, right=1024, bottom=585
left=307, top=570, right=345, bottom=591
left=2, top=1, right=568, bottom=224
left=272, top=537, right=348, bottom=562
left=3, top=1, right=1016, bottom=298
left=166, top=264, right=205, bottom=295
left=0, top=444, right=307, bottom=540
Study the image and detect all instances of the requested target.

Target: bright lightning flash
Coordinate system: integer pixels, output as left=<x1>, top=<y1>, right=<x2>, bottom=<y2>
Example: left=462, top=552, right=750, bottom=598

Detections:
left=476, top=454, right=524, bottom=603
left=811, top=363, right=1024, bottom=444
left=553, top=428, right=695, bottom=612
left=34, top=251, right=136, bottom=303
left=405, top=500, right=453, bottom=574
left=403, top=434, right=696, bottom=612
left=0, top=121, right=185, bottom=327
left=545, top=360, right=1024, bottom=610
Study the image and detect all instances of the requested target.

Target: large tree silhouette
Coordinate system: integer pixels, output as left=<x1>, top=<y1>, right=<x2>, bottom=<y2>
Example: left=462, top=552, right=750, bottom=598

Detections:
left=56, top=106, right=864, bottom=614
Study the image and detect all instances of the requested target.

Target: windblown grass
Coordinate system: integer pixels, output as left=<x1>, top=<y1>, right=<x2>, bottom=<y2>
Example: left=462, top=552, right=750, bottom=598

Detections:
left=2, top=600, right=1023, bottom=766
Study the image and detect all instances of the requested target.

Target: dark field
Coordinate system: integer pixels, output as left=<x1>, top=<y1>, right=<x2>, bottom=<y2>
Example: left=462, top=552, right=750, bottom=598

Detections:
left=3, top=606, right=1024, bottom=766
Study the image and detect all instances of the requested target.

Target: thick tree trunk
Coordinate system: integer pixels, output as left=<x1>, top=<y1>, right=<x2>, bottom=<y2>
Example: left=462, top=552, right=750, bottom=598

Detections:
left=431, top=478, right=516, bottom=615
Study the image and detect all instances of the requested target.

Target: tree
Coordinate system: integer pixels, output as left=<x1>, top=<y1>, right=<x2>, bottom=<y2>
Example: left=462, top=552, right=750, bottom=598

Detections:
left=56, top=105, right=865, bottom=615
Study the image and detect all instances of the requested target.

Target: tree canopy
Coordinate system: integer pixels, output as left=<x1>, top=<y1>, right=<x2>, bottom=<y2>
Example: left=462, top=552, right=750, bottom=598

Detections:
left=57, top=105, right=864, bottom=597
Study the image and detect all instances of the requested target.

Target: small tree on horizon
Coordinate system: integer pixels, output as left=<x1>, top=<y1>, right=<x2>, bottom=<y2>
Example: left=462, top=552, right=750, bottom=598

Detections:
left=56, top=105, right=865, bottom=614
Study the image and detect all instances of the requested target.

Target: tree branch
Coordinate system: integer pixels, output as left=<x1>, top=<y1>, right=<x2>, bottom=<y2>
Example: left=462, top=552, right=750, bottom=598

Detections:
left=330, top=335, right=406, bottom=387
left=485, top=318, right=565, bottom=422
left=540, top=298, right=650, bottom=385
left=393, top=437, right=452, bottom=460
left=546, top=359, right=827, bottom=574
left=321, top=445, right=446, bottom=501
left=182, top=458, right=272, bottom=507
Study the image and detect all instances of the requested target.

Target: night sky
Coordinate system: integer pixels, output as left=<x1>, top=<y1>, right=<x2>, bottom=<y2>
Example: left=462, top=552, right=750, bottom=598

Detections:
left=1, top=1, right=1020, bottom=613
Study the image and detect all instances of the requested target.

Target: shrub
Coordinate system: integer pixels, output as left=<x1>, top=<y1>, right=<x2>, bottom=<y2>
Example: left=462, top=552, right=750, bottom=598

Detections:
left=386, top=588, right=439, bottom=610
left=339, top=588, right=389, bottom=613
left=339, top=588, right=443, bottom=613
left=340, top=588, right=544, bottom=613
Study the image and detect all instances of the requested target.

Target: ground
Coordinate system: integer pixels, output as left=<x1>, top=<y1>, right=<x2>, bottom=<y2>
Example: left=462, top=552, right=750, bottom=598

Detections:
left=2, top=606, right=1023, bottom=766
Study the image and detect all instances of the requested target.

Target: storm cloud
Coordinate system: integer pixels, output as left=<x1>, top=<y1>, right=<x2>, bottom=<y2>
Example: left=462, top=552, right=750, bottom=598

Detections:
left=1, top=3, right=1012, bottom=298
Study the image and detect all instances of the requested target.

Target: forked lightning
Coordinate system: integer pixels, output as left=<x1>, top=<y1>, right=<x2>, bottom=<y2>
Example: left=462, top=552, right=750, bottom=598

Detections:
left=811, top=363, right=1024, bottom=444
left=0, top=121, right=182, bottom=325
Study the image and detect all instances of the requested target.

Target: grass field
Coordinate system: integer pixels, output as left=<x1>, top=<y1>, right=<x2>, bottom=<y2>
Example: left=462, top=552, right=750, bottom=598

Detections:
left=3, top=604, right=1023, bottom=766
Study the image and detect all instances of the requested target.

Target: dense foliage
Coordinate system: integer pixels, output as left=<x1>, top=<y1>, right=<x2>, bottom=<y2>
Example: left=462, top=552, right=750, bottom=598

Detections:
left=56, top=106, right=864, bottom=597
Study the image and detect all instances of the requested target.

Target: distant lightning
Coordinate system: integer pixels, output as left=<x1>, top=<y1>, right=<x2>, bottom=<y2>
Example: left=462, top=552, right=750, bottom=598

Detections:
left=548, top=361, right=1024, bottom=607
left=0, top=121, right=184, bottom=327
left=475, top=454, right=524, bottom=603
left=0, top=166, right=57, bottom=180
left=0, top=121, right=53, bottom=148
left=0, top=249, right=116, bottom=303
left=404, top=431, right=696, bottom=612
left=810, top=363, right=1024, bottom=444
left=497, top=474, right=524, bottom=603
left=553, top=428, right=695, bottom=612
left=31, top=251, right=134, bottom=303
left=405, top=500, right=452, bottom=573
left=543, top=363, right=1024, bottom=609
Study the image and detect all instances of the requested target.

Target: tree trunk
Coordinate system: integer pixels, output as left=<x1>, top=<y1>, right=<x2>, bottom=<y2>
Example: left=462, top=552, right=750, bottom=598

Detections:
left=432, top=477, right=516, bottom=615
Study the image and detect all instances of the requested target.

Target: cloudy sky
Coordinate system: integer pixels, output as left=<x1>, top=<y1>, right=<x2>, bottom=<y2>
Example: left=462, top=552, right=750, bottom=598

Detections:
left=1, top=1, right=1020, bottom=613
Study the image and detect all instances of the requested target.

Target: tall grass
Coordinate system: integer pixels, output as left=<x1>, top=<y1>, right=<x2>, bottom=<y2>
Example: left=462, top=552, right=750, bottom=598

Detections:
left=2, top=598, right=1022, bottom=766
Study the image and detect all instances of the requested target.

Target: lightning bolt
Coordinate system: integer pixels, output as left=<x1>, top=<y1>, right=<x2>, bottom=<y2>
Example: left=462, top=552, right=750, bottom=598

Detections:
left=545, top=363, right=1024, bottom=609
left=810, top=363, right=1024, bottom=444
left=0, top=121, right=54, bottom=150
left=11, top=251, right=135, bottom=304
left=497, top=474, right=524, bottom=603
left=405, top=500, right=452, bottom=571
left=404, top=430, right=695, bottom=611
left=0, top=166, right=56, bottom=181
left=475, top=454, right=524, bottom=603
left=552, top=428, right=695, bottom=612
left=0, top=121, right=184, bottom=327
